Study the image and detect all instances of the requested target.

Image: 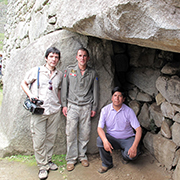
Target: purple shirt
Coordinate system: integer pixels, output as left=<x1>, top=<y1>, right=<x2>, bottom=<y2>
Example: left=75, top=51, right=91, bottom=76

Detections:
left=98, top=103, right=140, bottom=139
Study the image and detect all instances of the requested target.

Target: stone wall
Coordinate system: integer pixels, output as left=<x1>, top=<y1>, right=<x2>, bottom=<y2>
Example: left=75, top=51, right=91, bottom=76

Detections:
left=108, top=43, right=180, bottom=179
left=117, top=45, right=180, bottom=172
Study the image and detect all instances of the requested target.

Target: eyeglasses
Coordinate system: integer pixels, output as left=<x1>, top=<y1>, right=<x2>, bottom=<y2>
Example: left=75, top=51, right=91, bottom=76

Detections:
left=49, top=80, right=53, bottom=90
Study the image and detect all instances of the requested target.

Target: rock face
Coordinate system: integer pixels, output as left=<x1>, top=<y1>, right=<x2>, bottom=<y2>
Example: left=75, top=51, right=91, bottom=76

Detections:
left=2, top=0, right=180, bottom=178
left=143, top=132, right=177, bottom=170
left=0, top=30, right=114, bottom=156
left=3, top=0, right=180, bottom=68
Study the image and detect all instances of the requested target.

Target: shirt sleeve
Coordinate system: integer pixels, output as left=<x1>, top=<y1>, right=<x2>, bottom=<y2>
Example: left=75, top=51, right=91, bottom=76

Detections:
left=61, top=69, right=69, bottom=107
left=98, top=107, right=107, bottom=129
left=58, top=71, right=63, bottom=90
left=24, top=67, right=37, bottom=85
left=128, top=108, right=140, bottom=129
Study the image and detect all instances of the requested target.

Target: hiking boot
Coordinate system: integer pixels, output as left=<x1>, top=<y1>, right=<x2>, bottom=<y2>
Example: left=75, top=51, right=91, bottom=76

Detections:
left=98, top=164, right=113, bottom=173
left=121, top=158, right=129, bottom=164
left=81, top=160, right=89, bottom=167
left=48, top=161, right=58, bottom=171
left=67, top=164, right=75, bottom=171
left=38, top=169, right=48, bottom=180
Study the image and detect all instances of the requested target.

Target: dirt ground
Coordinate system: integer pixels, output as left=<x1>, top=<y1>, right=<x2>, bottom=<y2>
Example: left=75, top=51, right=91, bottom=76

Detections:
left=0, top=148, right=173, bottom=180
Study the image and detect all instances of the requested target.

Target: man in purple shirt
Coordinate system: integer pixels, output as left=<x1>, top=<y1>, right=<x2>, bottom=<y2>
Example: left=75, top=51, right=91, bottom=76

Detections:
left=97, top=86, right=142, bottom=173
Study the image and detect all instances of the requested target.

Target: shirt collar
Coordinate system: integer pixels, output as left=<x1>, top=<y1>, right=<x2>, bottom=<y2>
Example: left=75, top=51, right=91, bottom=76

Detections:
left=42, top=64, right=57, bottom=73
left=111, top=103, right=125, bottom=112
left=76, top=63, right=89, bottom=71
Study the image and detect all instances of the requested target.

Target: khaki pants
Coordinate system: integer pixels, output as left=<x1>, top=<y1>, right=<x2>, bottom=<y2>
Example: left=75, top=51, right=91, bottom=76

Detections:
left=66, top=103, right=91, bottom=164
left=30, top=111, right=60, bottom=169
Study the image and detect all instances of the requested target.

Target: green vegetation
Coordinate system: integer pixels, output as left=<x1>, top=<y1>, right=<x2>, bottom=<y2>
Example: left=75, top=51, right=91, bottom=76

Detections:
left=2, top=154, right=66, bottom=168
left=4, top=155, right=37, bottom=166
left=0, top=0, right=8, bottom=5
left=0, top=33, right=4, bottom=51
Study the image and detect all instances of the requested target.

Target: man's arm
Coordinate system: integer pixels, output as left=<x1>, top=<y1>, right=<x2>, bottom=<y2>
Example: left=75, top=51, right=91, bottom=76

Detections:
left=97, top=127, right=113, bottom=153
left=128, top=126, right=142, bottom=158
left=21, top=80, right=36, bottom=100
left=58, top=89, right=61, bottom=104
left=92, top=74, right=99, bottom=115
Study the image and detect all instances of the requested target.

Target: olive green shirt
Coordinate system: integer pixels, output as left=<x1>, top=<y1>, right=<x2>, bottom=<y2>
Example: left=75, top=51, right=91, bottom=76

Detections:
left=61, top=63, right=99, bottom=111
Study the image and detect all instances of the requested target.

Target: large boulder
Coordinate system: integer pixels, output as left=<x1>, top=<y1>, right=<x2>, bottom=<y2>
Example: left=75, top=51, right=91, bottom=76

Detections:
left=0, top=30, right=114, bottom=157
left=4, top=0, right=180, bottom=68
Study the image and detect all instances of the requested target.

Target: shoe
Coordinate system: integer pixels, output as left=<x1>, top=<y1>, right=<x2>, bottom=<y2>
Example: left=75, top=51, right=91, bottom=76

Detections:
left=98, top=164, right=113, bottom=173
left=48, top=161, right=58, bottom=171
left=81, top=160, right=89, bottom=167
left=121, top=158, right=129, bottom=164
left=67, top=164, right=75, bottom=171
left=38, top=169, right=48, bottom=180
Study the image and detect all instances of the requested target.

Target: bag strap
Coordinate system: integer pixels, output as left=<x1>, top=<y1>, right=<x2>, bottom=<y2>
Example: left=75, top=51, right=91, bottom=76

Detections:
left=37, top=67, right=40, bottom=99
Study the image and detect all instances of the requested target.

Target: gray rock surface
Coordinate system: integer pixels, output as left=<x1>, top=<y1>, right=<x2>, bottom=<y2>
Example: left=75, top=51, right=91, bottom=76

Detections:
left=149, top=103, right=163, bottom=128
left=0, top=30, right=114, bottom=156
left=143, top=132, right=177, bottom=170
left=156, top=76, right=180, bottom=105
left=172, top=122, right=180, bottom=146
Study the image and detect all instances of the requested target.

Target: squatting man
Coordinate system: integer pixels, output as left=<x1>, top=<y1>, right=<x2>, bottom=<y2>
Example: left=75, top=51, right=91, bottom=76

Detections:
left=97, top=86, right=142, bottom=173
left=21, top=47, right=63, bottom=180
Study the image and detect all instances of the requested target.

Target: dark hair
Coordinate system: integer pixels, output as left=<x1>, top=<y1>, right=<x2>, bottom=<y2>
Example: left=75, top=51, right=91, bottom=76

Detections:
left=112, top=86, right=126, bottom=97
left=77, top=47, right=89, bottom=57
left=45, top=47, right=61, bottom=60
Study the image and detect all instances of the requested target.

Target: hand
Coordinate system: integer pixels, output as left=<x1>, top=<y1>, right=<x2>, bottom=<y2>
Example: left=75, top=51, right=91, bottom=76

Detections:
left=103, top=139, right=113, bottom=154
left=91, top=111, right=96, bottom=117
left=29, top=95, right=38, bottom=103
left=128, top=146, right=137, bottom=158
left=62, top=107, right=68, bottom=117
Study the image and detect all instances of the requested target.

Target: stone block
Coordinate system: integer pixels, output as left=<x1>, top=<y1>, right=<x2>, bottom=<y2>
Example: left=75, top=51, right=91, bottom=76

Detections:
left=172, top=122, right=180, bottom=146
left=149, top=102, right=163, bottom=127
left=143, top=132, right=176, bottom=170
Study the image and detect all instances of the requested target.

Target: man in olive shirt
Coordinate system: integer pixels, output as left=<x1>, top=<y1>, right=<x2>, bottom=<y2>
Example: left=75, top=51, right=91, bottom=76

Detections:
left=61, top=47, right=99, bottom=171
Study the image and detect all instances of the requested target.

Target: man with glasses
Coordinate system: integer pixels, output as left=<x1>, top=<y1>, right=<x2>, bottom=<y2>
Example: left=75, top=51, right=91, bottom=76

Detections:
left=21, top=47, right=63, bottom=180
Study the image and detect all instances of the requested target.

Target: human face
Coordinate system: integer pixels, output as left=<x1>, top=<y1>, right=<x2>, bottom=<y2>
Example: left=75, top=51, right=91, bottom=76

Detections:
left=45, top=52, right=59, bottom=70
left=111, top=91, right=125, bottom=109
left=76, top=50, right=89, bottom=67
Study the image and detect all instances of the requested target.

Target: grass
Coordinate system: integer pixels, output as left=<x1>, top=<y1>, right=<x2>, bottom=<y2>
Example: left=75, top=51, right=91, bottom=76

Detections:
left=2, top=154, right=66, bottom=169
left=0, top=0, right=8, bottom=5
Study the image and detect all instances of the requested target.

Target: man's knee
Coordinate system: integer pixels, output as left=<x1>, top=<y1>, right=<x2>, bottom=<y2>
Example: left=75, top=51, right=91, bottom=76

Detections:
left=96, top=136, right=104, bottom=148
left=121, top=148, right=141, bottom=161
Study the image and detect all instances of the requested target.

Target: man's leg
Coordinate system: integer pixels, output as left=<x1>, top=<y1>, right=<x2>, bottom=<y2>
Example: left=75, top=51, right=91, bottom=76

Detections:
left=66, top=104, right=79, bottom=165
left=78, top=104, right=91, bottom=164
left=31, top=114, right=49, bottom=179
left=31, top=114, right=49, bottom=169
left=119, top=136, right=141, bottom=161
left=46, top=111, right=61, bottom=170
left=97, top=134, right=120, bottom=167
